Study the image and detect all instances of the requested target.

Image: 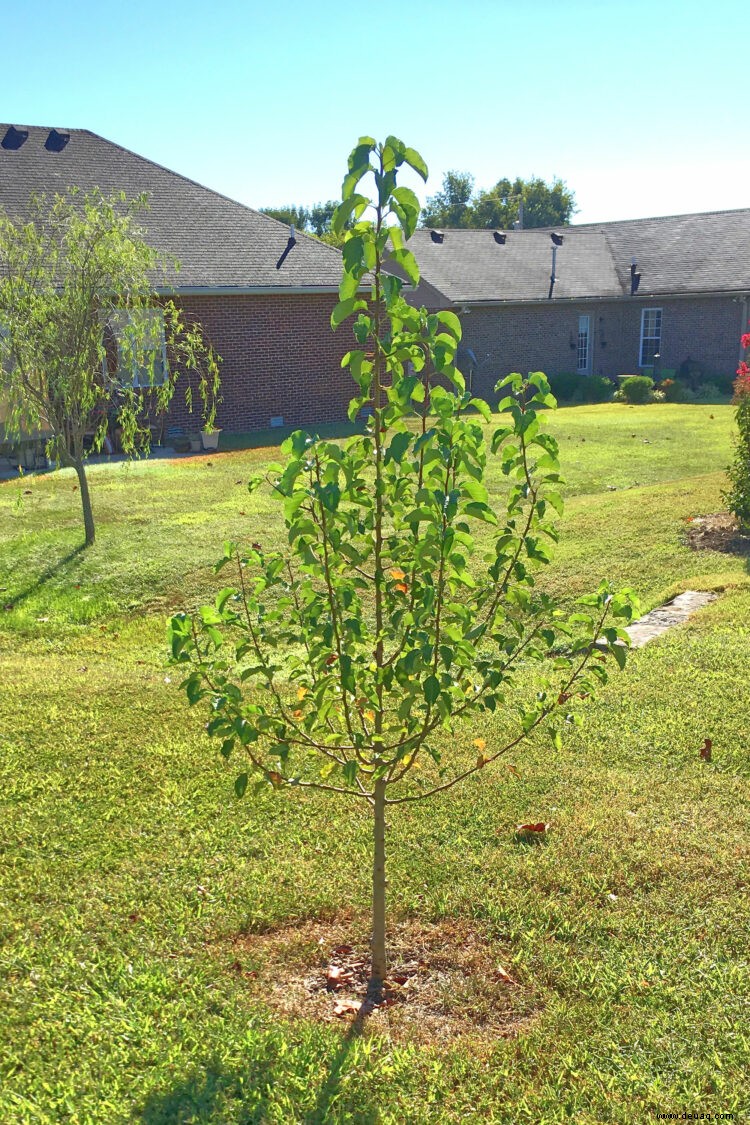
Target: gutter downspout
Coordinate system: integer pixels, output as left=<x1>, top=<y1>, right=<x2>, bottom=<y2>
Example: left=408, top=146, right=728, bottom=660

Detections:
left=739, top=295, right=749, bottom=365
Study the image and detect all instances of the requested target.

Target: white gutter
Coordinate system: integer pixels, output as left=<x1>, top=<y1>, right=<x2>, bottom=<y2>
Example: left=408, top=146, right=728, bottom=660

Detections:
left=454, top=288, right=750, bottom=310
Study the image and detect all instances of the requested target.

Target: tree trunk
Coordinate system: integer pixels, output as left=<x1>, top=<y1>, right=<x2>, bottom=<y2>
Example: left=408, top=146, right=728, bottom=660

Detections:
left=74, top=459, right=96, bottom=547
left=369, top=779, right=387, bottom=998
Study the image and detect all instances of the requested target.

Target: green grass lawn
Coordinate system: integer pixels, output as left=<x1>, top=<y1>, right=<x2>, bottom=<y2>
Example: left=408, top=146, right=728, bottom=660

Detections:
left=1, top=403, right=749, bottom=1123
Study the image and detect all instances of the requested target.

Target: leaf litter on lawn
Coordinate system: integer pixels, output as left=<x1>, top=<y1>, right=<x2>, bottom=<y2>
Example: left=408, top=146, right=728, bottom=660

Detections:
left=215, top=917, right=541, bottom=1046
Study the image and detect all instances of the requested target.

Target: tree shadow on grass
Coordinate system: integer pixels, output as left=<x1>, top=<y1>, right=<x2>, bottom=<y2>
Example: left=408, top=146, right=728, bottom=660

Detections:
left=3, top=543, right=85, bottom=610
left=139, top=1013, right=379, bottom=1125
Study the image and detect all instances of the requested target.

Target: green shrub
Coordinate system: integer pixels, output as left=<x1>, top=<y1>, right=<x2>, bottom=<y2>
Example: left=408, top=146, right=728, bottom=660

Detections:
left=705, top=371, right=735, bottom=397
left=548, top=371, right=613, bottom=404
left=619, top=375, right=655, bottom=404
left=659, top=378, right=690, bottom=402
left=548, top=371, right=583, bottom=401
left=694, top=382, right=722, bottom=402
left=582, top=374, right=615, bottom=403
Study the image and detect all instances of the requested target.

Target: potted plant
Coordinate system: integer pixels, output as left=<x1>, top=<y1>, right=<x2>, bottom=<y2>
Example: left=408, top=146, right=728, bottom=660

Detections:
left=200, top=426, right=221, bottom=451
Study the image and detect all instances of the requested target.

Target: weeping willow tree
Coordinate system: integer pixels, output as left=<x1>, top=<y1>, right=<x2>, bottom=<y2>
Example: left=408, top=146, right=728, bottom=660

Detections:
left=0, top=189, right=220, bottom=545
left=170, top=135, right=636, bottom=1000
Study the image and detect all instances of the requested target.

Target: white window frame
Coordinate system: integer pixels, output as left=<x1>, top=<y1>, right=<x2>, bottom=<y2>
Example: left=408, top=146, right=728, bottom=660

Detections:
left=110, top=308, right=168, bottom=389
left=576, top=315, right=590, bottom=373
left=639, top=308, right=662, bottom=369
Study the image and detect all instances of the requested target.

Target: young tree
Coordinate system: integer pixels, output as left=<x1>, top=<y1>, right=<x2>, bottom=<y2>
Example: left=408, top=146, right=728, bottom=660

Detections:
left=0, top=189, right=220, bottom=546
left=169, top=136, right=635, bottom=1000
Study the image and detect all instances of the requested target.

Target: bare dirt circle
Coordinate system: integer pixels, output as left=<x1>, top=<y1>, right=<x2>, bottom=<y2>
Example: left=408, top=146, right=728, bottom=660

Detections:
left=219, top=917, right=541, bottom=1046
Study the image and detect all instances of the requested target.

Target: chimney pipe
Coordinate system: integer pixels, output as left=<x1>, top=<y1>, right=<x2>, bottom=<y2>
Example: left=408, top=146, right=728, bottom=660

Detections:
left=630, top=257, right=641, bottom=295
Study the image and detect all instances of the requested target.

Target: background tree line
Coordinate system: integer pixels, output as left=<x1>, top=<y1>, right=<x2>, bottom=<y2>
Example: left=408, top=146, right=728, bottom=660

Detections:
left=259, top=201, right=346, bottom=246
left=260, top=171, right=576, bottom=244
left=420, top=170, right=576, bottom=230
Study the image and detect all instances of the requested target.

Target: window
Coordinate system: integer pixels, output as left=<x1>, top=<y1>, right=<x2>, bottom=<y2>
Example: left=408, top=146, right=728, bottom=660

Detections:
left=576, top=315, right=590, bottom=373
left=111, top=308, right=167, bottom=388
left=639, top=308, right=662, bottom=368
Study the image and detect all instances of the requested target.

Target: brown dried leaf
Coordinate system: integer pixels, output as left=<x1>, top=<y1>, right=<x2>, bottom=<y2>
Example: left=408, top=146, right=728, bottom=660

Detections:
left=389, top=973, right=409, bottom=986
left=326, top=965, right=352, bottom=989
left=699, top=738, right=712, bottom=761
left=333, top=999, right=361, bottom=1018
left=493, top=965, right=517, bottom=985
left=515, top=821, right=550, bottom=835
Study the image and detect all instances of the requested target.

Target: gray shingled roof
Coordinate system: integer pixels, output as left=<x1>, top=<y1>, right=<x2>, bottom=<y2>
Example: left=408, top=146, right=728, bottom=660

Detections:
left=0, top=124, right=344, bottom=291
left=405, top=210, right=750, bottom=304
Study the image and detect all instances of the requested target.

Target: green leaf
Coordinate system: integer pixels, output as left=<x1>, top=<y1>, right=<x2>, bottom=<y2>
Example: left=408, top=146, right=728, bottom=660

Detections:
left=343, top=760, right=358, bottom=785
left=234, top=773, right=249, bottom=798
left=423, top=675, right=440, bottom=705
left=468, top=397, right=492, bottom=422
left=403, top=146, right=428, bottom=181
left=331, top=297, right=367, bottom=328
left=385, top=431, right=411, bottom=464
left=389, top=248, right=420, bottom=287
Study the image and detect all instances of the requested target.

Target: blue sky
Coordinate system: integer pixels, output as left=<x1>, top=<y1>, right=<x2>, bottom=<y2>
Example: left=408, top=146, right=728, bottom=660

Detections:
left=2, top=0, right=746, bottom=224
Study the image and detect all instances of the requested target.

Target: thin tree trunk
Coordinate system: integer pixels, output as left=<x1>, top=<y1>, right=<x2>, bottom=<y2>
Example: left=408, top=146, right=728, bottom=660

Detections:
left=73, top=458, right=96, bottom=547
left=370, top=779, right=387, bottom=998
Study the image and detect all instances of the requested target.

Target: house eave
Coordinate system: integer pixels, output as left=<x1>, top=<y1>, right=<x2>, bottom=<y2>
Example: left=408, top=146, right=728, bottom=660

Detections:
left=451, top=287, right=750, bottom=309
left=154, top=285, right=346, bottom=297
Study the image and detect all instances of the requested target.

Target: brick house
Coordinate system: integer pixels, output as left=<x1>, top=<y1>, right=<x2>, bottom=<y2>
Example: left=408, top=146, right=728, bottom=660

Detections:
left=403, top=214, right=750, bottom=399
left=0, top=124, right=354, bottom=435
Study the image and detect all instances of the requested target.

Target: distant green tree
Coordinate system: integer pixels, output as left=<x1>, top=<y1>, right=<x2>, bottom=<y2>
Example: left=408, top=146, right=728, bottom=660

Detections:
left=419, top=172, right=576, bottom=230
left=259, top=200, right=351, bottom=247
left=420, top=170, right=475, bottom=228
left=473, top=176, right=576, bottom=229
left=259, top=204, right=312, bottom=230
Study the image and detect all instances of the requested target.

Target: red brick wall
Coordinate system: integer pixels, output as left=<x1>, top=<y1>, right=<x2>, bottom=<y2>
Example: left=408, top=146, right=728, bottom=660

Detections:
left=454, top=296, right=744, bottom=402
left=158, top=290, right=744, bottom=433
left=164, top=293, right=355, bottom=433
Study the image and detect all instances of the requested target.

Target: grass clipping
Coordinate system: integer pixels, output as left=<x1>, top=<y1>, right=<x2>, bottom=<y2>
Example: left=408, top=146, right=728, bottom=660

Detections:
left=223, top=918, right=540, bottom=1044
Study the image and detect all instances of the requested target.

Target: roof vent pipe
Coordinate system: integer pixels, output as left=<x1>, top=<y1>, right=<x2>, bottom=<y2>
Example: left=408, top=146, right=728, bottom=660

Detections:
left=630, top=257, right=641, bottom=295
left=430, top=230, right=444, bottom=243
left=1, top=126, right=28, bottom=150
left=45, top=129, right=70, bottom=152
left=493, top=231, right=506, bottom=245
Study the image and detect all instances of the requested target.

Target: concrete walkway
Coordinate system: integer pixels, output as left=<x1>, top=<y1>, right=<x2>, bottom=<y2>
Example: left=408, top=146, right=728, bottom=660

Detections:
left=626, top=590, right=718, bottom=648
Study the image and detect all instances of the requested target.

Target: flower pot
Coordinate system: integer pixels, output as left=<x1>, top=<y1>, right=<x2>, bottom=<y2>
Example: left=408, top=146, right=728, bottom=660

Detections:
left=200, top=428, right=221, bottom=451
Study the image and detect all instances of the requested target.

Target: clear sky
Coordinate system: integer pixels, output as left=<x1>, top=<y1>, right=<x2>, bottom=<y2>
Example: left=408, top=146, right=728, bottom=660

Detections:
left=1, top=0, right=747, bottom=225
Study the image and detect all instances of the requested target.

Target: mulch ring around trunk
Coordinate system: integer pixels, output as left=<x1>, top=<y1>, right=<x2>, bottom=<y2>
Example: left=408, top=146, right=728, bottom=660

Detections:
left=220, top=917, right=540, bottom=1045
left=685, top=512, right=750, bottom=555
